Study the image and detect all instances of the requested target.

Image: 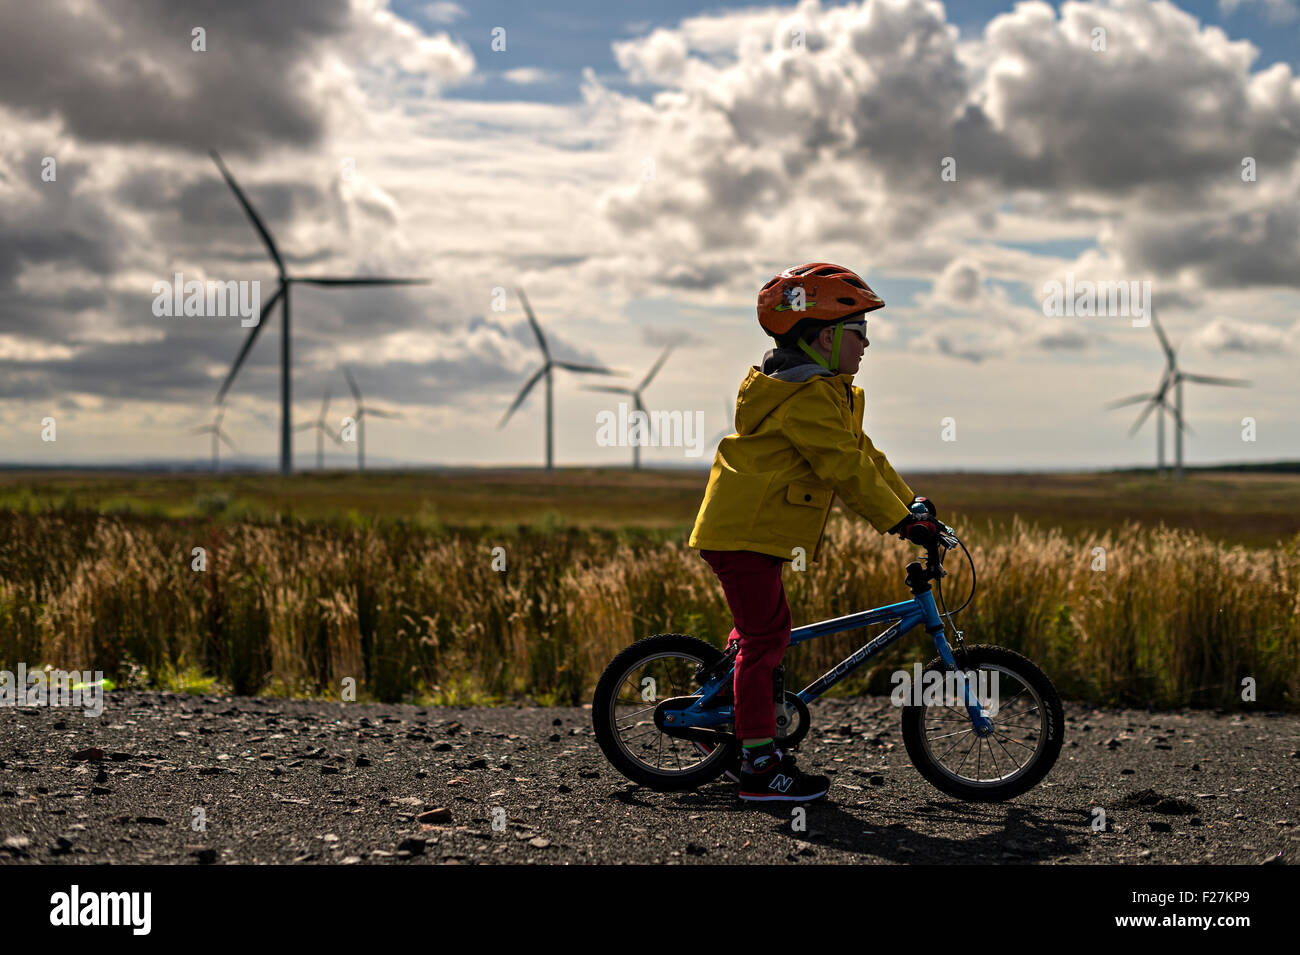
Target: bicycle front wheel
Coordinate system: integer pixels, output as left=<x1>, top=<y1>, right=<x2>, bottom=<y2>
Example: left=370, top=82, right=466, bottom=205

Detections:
left=901, top=644, right=1064, bottom=802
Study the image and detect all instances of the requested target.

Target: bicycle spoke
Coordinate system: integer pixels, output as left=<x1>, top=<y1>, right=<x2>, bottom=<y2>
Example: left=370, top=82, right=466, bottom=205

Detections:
left=927, top=726, right=981, bottom=742
left=614, top=706, right=656, bottom=728
left=619, top=726, right=660, bottom=743
left=989, top=730, right=1039, bottom=754
left=988, top=731, right=1024, bottom=769
left=937, top=727, right=976, bottom=764
left=982, top=735, right=999, bottom=779
left=952, top=734, right=979, bottom=775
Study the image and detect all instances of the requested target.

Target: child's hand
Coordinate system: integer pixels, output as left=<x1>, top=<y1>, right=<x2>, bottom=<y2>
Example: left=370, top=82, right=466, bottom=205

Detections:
left=893, top=513, right=939, bottom=545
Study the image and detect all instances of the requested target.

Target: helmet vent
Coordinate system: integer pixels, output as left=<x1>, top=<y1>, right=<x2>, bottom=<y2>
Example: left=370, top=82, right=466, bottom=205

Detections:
left=837, top=297, right=856, bottom=305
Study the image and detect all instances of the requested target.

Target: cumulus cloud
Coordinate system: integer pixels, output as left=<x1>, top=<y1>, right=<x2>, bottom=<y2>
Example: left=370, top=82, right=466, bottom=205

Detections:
left=1219, top=0, right=1299, bottom=22
left=503, top=68, right=558, bottom=85
left=423, top=2, right=467, bottom=24
left=591, top=0, right=1300, bottom=303
left=0, top=0, right=473, bottom=157
left=1192, top=316, right=1300, bottom=352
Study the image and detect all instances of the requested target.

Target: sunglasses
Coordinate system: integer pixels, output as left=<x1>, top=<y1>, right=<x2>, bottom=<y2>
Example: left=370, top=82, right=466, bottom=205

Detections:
left=840, top=319, right=868, bottom=338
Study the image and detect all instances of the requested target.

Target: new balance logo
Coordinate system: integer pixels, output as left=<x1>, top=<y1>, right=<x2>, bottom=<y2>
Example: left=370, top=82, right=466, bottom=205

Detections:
left=770, top=774, right=794, bottom=793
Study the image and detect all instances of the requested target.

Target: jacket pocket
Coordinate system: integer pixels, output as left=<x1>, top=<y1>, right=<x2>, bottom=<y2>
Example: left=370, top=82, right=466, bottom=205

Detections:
left=785, top=482, right=832, bottom=510
left=695, top=466, right=773, bottom=542
left=764, top=480, right=833, bottom=548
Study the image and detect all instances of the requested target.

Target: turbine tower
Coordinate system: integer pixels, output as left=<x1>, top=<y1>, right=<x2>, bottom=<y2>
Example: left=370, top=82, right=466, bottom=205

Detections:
left=209, top=150, right=428, bottom=475
left=343, top=366, right=400, bottom=472
left=498, top=288, right=619, bottom=471
left=294, top=385, right=341, bottom=470
left=1107, top=305, right=1250, bottom=479
left=191, top=404, right=236, bottom=472
left=582, top=345, right=674, bottom=469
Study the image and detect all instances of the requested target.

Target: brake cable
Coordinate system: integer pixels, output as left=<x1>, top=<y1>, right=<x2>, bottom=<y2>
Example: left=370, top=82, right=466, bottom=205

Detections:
left=933, top=529, right=976, bottom=655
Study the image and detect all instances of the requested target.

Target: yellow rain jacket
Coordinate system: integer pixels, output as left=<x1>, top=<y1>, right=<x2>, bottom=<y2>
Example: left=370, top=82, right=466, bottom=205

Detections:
left=689, top=363, right=913, bottom=563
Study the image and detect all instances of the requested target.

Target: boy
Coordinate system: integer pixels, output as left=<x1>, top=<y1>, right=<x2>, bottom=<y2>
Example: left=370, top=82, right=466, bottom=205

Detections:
left=689, top=263, right=939, bottom=803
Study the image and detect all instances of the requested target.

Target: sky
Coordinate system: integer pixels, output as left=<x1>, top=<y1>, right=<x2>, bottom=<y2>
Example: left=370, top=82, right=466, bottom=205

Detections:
left=1, top=0, right=1297, bottom=471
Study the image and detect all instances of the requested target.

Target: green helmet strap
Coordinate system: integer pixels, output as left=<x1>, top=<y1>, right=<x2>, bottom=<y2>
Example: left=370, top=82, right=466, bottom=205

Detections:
left=796, top=323, right=844, bottom=372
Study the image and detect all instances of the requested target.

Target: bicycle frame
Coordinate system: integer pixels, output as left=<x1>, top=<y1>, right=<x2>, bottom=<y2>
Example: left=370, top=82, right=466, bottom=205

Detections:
left=678, top=573, right=994, bottom=736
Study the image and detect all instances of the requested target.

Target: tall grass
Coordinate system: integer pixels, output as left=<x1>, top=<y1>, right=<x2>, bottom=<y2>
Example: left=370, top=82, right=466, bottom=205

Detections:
left=0, top=509, right=1295, bottom=709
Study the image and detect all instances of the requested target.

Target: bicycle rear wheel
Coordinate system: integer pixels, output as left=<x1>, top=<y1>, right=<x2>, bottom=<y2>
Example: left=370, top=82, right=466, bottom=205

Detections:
left=900, top=644, right=1064, bottom=802
left=591, top=633, right=739, bottom=791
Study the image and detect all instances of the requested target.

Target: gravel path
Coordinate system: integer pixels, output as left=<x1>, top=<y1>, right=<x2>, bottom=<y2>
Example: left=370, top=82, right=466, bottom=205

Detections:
left=1, top=691, right=1295, bottom=864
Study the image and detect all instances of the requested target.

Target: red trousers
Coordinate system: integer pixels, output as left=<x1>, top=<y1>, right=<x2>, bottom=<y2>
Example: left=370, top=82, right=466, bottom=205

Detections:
left=699, top=549, right=791, bottom=741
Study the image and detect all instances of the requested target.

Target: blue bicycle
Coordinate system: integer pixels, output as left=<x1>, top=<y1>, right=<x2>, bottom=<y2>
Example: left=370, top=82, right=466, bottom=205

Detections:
left=592, top=514, right=1065, bottom=801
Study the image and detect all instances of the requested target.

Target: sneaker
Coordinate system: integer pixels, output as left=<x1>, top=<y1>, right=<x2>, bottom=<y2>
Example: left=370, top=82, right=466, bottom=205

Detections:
left=738, top=748, right=829, bottom=803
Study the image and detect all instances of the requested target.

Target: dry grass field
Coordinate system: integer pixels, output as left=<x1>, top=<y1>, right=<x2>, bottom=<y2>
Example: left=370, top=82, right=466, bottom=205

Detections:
left=1, top=467, right=1296, bottom=710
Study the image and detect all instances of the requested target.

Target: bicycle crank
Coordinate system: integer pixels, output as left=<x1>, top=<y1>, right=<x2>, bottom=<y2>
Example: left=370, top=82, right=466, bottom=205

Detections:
left=773, top=691, right=811, bottom=747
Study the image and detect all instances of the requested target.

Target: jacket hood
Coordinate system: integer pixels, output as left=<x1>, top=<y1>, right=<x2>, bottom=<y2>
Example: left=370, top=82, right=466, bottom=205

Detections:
left=734, top=350, right=852, bottom=435
left=760, top=345, right=833, bottom=383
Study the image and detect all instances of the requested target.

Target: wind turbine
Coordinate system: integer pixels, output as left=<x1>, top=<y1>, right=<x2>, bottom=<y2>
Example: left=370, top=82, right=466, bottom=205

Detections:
left=190, top=404, right=236, bottom=471
left=1107, top=305, right=1250, bottom=479
left=498, top=288, right=620, bottom=471
left=294, top=385, right=340, bottom=470
left=343, top=366, right=400, bottom=472
left=208, top=149, right=428, bottom=475
left=582, top=345, right=674, bottom=469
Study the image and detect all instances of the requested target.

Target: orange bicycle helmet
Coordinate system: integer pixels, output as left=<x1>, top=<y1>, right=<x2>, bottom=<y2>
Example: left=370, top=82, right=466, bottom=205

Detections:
left=757, top=263, right=885, bottom=373
left=757, top=263, right=885, bottom=338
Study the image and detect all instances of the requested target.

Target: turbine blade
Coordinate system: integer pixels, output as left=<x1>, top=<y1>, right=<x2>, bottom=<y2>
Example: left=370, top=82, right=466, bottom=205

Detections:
left=555, top=361, right=619, bottom=375
left=363, top=408, right=401, bottom=419
left=295, top=277, right=429, bottom=287
left=215, top=283, right=285, bottom=403
left=1106, top=392, right=1154, bottom=409
left=1179, top=373, right=1251, bottom=387
left=581, top=384, right=633, bottom=395
left=639, top=345, right=675, bottom=391
left=1155, top=371, right=1173, bottom=399
left=319, top=385, right=331, bottom=420
left=1149, top=303, right=1175, bottom=363
left=343, top=366, right=361, bottom=404
left=218, top=431, right=237, bottom=452
left=209, top=149, right=285, bottom=276
left=499, top=366, right=547, bottom=426
left=516, top=288, right=550, bottom=360
left=1128, top=399, right=1158, bottom=437
left=1162, top=398, right=1194, bottom=436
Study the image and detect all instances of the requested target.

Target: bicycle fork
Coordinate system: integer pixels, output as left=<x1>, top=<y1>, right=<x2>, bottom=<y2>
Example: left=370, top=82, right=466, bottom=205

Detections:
left=913, top=578, right=994, bottom=737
